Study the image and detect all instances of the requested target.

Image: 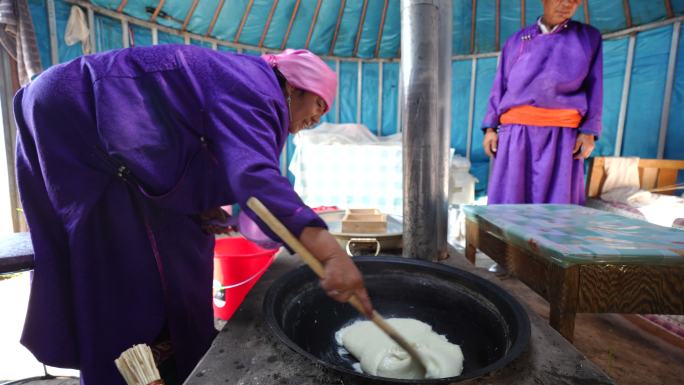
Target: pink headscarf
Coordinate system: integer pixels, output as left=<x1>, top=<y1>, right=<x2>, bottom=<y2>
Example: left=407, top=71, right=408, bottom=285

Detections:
left=261, top=49, right=337, bottom=113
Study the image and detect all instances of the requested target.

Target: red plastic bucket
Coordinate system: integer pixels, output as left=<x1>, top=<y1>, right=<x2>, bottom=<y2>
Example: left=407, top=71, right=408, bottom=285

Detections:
left=212, top=237, right=278, bottom=320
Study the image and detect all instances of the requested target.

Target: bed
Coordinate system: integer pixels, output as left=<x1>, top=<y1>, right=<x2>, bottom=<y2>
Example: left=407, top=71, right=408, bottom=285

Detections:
left=585, top=156, right=684, bottom=348
left=585, top=157, right=684, bottom=229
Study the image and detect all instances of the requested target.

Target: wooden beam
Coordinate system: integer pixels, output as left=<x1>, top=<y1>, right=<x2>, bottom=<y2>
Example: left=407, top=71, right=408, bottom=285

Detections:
left=374, top=0, right=389, bottom=58
left=583, top=0, right=590, bottom=24
left=234, top=0, right=255, bottom=43
left=258, top=0, right=279, bottom=48
left=305, top=0, right=323, bottom=49
left=495, top=0, right=500, bottom=51
left=281, top=0, right=301, bottom=50
left=205, top=0, right=225, bottom=37
left=665, top=0, right=674, bottom=19
left=352, top=0, right=369, bottom=57
left=116, top=0, right=127, bottom=13
left=623, top=0, right=632, bottom=28
left=150, top=0, right=166, bottom=22
left=329, top=0, right=346, bottom=55
left=470, top=0, right=476, bottom=54
left=181, top=0, right=199, bottom=32
left=521, top=0, right=526, bottom=28
left=585, top=157, right=606, bottom=198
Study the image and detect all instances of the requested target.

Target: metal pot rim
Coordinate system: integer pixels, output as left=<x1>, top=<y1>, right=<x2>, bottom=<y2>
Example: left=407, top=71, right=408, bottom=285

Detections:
left=262, top=256, right=531, bottom=384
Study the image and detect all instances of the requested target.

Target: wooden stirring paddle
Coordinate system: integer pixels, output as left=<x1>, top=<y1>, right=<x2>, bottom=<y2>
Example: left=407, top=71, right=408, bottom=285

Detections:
left=247, top=197, right=429, bottom=374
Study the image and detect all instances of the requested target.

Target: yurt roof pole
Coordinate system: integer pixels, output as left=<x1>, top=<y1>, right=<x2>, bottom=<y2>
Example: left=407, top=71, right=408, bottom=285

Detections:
left=281, top=0, right=301, bottom=50
left=116, top=1, right=127, bottom=13
left=401, top=0, right=450, bottom=261
left=258, top=0, right=278, bottom=48
left=521, top=0, right=526, bottom=28
left=205, top=0, right=224, bottom=37
left=149, top=0, right=164, bottom=22
left=181, top=0, right=199, bottom=32
left=665, top=0, right=674, bottom=18
left=234, top=0, right=255, bottom=43
left=374, top=0, right=390, bottom=58
left=622, top=0, right=632, bottom=28
left=305, top=0, right=323, bottom=49
left=603, top=14, right=684, bottom=39
left=329, top=0, right=346, bottom=55
left=64, top=0, right=399, bottom=63
left=583, top=0, right=590, bottom=24
left=470, top=0, right=476, bottom=54
left=352, top=0, right=369, bottom=58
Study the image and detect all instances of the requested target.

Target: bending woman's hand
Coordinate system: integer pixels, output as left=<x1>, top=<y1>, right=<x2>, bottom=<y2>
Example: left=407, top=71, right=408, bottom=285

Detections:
left=199, top=207, right=236, bottom=234
left=299, top=227, right=374, bottom=317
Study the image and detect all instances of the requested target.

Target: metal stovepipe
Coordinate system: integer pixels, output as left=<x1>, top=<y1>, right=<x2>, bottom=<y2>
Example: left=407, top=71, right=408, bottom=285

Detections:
left=400, top=0, right=451, bottom=260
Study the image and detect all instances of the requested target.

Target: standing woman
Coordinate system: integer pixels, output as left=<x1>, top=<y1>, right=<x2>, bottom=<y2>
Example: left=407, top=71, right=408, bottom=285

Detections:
left=14, top=46, right=372, bottom=384
left=482, top=0, right=602, bottom=204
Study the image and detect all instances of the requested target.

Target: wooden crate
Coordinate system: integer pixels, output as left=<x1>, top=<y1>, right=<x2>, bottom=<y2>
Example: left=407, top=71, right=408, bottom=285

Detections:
left=341, top=209, right=387, bottom=233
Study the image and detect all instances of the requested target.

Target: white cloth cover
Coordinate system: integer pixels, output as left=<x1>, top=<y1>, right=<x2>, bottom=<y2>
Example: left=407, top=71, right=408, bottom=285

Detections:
left=65, top=5, right=90, bottom=54
left=600, top=156, right=641, bottom=195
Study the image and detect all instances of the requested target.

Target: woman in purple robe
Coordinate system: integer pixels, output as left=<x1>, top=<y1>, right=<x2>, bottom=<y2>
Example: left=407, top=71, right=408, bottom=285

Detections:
left=14, top=46, right=373, bottom=384
left=482, top=0, right=602, bottom=205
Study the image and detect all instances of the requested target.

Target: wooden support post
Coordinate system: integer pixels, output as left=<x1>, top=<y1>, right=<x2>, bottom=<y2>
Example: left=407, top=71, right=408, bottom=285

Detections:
left=548, top=264, right=580, bottom=342
left=465, top=218, right=478, bottom=264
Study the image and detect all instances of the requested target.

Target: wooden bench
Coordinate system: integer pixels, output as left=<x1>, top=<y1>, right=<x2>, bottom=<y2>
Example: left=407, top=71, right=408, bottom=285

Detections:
left=464, top=204, right=684, bottom=342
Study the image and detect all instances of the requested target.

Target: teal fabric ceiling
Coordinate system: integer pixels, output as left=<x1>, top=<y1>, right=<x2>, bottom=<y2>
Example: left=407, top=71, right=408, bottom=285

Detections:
left=86, top=0, right=684, bottom=58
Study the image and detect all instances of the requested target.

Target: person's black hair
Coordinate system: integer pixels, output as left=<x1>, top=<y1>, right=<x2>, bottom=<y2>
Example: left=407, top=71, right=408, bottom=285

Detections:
left=273, top=67, right=287, bottom=92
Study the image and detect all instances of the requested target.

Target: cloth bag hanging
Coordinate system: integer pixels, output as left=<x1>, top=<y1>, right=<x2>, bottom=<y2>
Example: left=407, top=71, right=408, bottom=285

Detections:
left=65, top=5, right=90, bottom=54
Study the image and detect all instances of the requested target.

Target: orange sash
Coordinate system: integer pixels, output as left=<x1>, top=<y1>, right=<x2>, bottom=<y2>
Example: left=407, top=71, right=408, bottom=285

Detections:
left=500, top=105, right=582, bottom=128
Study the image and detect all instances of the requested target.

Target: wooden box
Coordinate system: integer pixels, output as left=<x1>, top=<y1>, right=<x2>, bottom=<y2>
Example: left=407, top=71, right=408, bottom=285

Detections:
left=341, top=209, right=387, bottom=233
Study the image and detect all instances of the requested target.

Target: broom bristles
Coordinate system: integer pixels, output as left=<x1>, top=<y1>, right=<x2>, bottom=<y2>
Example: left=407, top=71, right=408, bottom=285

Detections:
left=115, top=344, right=162, bottom=385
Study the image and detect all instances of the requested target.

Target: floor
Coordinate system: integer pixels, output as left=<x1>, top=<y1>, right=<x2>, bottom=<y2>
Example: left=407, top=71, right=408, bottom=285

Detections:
left=0, top=273, right=78, bottom=384
left=2, top=251, right=683, bottom=385
left=467, top=248, right=684, bottom=385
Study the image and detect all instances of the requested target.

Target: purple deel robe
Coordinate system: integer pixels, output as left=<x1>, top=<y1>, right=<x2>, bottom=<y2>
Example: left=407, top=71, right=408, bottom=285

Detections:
left=14, top=45, right=325, bottom=384
left=482, top=19, right=603, bottom=204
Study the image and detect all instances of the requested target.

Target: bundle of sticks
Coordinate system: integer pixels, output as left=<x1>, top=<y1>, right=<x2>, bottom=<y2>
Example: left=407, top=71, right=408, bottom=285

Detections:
left=115, top=344, right=163, bottom=385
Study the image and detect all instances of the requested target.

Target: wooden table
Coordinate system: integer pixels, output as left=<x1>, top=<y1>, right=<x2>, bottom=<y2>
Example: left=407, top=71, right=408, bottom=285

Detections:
left=184, top=247, right=614, bottom=385
left=465, top=204, right=684, bottom=342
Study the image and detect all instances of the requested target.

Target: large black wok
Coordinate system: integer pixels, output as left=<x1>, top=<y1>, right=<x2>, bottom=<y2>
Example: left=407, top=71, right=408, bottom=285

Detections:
left=263, top=256, right=530, bottom=384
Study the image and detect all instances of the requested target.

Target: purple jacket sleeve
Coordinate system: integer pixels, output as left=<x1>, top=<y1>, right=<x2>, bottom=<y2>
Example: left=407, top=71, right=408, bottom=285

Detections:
left=481, top=38, right=511, bottom=130
left=207, top=78, right=326, bottom=243
left=578, top=34, right=603, bottom=137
